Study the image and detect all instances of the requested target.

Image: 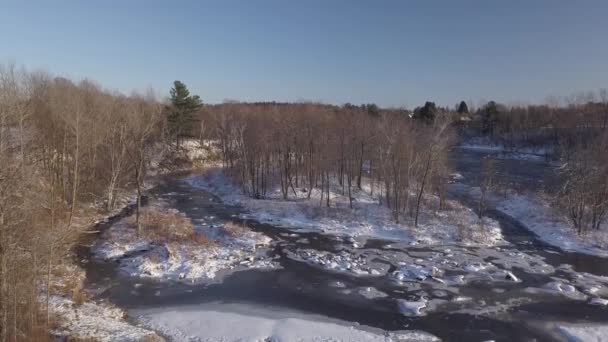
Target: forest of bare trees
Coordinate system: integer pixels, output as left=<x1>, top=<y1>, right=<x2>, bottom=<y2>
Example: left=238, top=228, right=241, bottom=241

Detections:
left=461, top=93, right=608, bottom=154
left=202, top=95, right=608, bottom=237
left=557, top=132, right=608, bottom=235
left=0, top=64, right=165, bottom=341
left=202, top=102, right=455, bottom=225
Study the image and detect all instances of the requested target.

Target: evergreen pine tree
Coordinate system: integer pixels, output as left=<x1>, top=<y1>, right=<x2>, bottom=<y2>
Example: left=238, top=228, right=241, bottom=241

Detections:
left=168, top=81, right=202, bottom=148
left=413, top=101, right=437, bottom=123
left=457, top=101, right=469, bottom=114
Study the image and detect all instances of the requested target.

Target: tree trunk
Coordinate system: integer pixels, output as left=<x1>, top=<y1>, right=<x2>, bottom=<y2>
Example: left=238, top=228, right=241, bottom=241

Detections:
left=357, top=142, right=364, bottom=189
left=135, top=162, right=142, bottom=236
left=415, top=152, right=432, bottom=227
left=45, top=245, right=53, bottom=329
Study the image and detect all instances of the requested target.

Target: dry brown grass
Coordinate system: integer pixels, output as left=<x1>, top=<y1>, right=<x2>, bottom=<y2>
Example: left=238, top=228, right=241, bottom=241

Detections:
left=223, top=221, right=249, bottom=237
left=134, top=207, right=193, bottom=242
left=191, top=231, right=217, bottom=246
left=142, top=334, right=166, bottom=342
left=70, top=281, right=88, bottom=306
left=128, top=206, right=217, bottom=247
left=51, top=264, right=89, bottom=306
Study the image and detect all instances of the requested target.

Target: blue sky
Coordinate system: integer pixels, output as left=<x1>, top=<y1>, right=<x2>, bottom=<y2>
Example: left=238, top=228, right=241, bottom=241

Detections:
left=2, top=0, right=607, bottom=108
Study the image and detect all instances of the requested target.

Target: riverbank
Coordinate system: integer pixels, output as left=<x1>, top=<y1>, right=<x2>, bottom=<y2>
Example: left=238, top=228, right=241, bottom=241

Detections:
left=497, top=191, right=608, bottom=257
left=453, top=183, right=608, bottom=258
left=46, top=141, right=212, bottom=340
left=186, top=168, right=504, bottom=247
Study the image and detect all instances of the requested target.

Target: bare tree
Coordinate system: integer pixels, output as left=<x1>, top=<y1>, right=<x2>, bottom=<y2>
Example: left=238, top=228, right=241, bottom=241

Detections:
left=126, top=93, right=162, bottom=235
left=478, top=157, right=495, bottom=219
left=558, top=133, right=608, bottom=234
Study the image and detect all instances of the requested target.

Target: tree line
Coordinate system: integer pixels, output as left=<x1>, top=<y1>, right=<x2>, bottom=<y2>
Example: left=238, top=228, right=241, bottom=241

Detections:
left=0, top=65, right=202, bottom=340
left=457, top=92, right=608, bottom=153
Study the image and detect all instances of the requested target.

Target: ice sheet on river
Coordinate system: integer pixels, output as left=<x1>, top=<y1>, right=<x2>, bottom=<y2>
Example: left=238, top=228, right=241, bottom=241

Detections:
left=132, top=303, right=441, bottom=342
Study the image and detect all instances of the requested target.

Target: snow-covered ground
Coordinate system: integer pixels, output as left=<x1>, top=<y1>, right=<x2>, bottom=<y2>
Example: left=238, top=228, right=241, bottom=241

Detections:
left=180, top=139, right=219, bottom=165
left=132, top=302, right=441, bottom=342
left=451, top=182, right=608, bottom=258
left=495, top=192, right=608, bottom=257
left=49, top=295, right=160, bottom=341
left=555, top=323, right=608, bottom=342
left=93, top=202, right=277, bottom=283
left=187, top=168, right=503, bottom=247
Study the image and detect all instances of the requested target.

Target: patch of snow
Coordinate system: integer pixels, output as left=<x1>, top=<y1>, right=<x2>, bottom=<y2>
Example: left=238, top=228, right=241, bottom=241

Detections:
left=181, top=139, right=209, bottom=162
left=97, top=240, right=152, bottom=260
left=285, top=248, right=389, bottom=277
left=452, top=296, right=472, bottom=302
left=556, top=323, right=608, bottom=342
left=590, top=297, right=608, bottom=306
left=503, top=271, right=521, bottom=282
left=524, top=280, right=588, bottom=301
left=119, top=242, right=277, bottom=282
left=464, top=262, right=493, bottom=272
left=358, top=287, right=389, bottom=299
left=397, top=298, right=428, bottom=317
left=49, top=295, right=157, bottom=341
left=393, top=264, right=440, bottom=282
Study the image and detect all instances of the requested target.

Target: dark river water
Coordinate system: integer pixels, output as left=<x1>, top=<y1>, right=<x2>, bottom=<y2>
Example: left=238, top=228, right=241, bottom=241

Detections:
left=78, top=148, right=608, bottom=342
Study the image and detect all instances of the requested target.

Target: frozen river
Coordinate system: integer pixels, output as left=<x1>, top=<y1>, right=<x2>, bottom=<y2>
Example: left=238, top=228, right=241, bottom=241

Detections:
left=78, top=149, right=608, bottom=341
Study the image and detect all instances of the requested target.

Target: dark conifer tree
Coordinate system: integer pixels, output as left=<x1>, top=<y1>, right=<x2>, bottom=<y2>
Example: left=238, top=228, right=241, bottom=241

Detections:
left=168, top=80, right=202, bottom=147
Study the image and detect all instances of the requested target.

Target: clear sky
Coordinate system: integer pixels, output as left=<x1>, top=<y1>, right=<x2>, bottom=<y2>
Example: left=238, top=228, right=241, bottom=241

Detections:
left=2, top=0, right=607, bottom=108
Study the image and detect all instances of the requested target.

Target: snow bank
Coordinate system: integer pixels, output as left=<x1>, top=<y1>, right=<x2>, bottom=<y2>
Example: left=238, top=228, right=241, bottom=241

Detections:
left=94, top=221, right=153, bottom=260
left=93, top=206, right=277, bottom=283
left=120, top=240, right=276, bottom=282
left=358, top=287, right=389, bottom=299
left=133, top=303, right=441, bottom=342
left=187, top=169, right=504, bottom=247
left=181, top=139, right=219, bottom=164
left=496, top=192, right=608, bottom=257
left=50, top=295, right=159, bottom=341
left=556, top=323, right=608, bottom=342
